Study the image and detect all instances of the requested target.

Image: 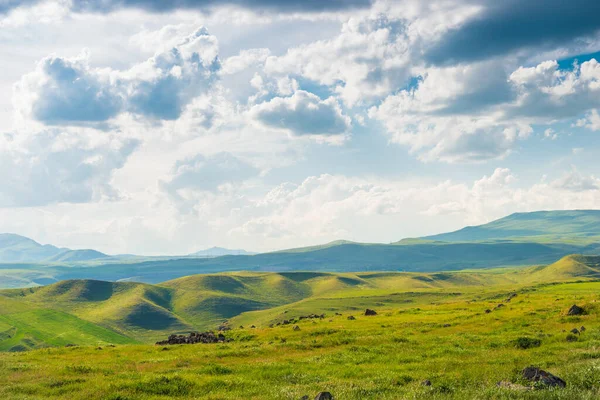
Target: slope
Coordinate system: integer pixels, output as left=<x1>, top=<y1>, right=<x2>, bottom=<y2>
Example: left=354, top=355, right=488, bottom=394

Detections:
left=421, top=210, right=600, bottom=243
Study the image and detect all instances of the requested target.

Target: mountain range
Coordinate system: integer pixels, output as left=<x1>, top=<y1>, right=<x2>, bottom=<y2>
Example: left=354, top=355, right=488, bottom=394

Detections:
left=1, top=210, right=599, bottom=288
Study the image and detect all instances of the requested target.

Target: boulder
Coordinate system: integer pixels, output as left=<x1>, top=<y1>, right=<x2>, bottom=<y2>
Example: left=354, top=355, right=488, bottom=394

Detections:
left=570, top=328, right=580, bottom=335
left=522, top=366, right=566, bottom=388
left=364, top=309, right=377, bottom=316
left=567, top=305, right=584, bottom=316
left=347, top=315, right=356, bottom=320
left=314, top=392, right=333, bottom=400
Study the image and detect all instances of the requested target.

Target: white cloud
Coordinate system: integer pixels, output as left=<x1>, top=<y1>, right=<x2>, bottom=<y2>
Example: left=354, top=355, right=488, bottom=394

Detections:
left=13, top=27, right=221, bottom=125
left=250, top=90, right=351, bottom=137
left=0, top=128, right=138, bottom=207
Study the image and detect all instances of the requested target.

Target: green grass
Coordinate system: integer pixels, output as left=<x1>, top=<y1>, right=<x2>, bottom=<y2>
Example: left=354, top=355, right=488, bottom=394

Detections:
left=2, top=254, right=600, bottom=350
left=0, top=309, right=135, bottom=351
left=1, top=280, right=600, bottom=399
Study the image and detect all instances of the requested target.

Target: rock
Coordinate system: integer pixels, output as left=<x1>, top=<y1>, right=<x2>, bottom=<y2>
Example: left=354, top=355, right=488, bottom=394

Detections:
left=239, top=325, right=244, bottom=329
left=293, top=325, right=301, bottom=331
left=421, top=379, right=432, bottom=386
left=300, top=396, right=309, bottom=400
left=580, top=326, right=586, bottom=332
left=347, top=315, right=356, bottom=320
left=567, top=305, right=584, bottom=316
left=364, top=309, right=377, bottom=316
left=570, top=328, right=580, bottom=335
left=155, top=331, right=231, bottom=346
left=485, top=309, right=492, bottom=314
left=497, top=381, right=531, bottom=391
left=494, top=304, right=505, bottom=310
left=442, top=324, right=451, bottom=328
left=251, top=325, right=256, bottom=329
left=522, top=366, right=566, bottom=388
left=314, top=392, right=333, bottom=400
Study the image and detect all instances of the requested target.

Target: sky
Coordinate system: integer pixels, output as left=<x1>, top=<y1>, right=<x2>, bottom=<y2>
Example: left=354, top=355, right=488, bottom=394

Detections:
left=1, top=0, right=600, bottom=255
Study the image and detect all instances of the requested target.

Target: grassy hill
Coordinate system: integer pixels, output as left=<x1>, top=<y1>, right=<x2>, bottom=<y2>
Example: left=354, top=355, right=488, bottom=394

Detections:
left=420, top=210, right=600, bottom=243
left=2, top=279, right=600, bottom=399
left=2, top=254, right=600, bottom=351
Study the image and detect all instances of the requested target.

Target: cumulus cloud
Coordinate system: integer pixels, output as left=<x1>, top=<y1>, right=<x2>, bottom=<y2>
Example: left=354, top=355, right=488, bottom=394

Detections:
left=13, top=51, right=122, bottom=125
left=506, top=59, right=600, bottom=121
left=251, top=90, right=351, bottom=136
left=14, top=27, right=220, bottom=125
left=0, top=128, right=138, bottom=207
left=264, top=14, right=413, bottom=107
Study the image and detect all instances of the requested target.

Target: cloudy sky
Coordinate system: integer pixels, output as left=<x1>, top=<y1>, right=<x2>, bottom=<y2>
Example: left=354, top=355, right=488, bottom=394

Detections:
left=1, top=0, right=600, bottom=254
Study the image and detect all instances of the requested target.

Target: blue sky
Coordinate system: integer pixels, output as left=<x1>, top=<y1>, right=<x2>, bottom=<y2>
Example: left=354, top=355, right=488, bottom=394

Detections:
left=1, top=0, right=600, bottom=254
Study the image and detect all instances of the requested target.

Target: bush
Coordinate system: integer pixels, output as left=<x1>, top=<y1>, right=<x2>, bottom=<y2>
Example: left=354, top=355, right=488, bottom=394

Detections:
left=514, top=337, right=541, bottom=349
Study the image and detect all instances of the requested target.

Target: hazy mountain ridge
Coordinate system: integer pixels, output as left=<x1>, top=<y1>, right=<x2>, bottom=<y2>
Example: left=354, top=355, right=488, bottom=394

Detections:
left=190, top=247, right=255, bottom=257
left=2, top=210, right=600, bottom=288
left=420, top=210, right=600, bottom=243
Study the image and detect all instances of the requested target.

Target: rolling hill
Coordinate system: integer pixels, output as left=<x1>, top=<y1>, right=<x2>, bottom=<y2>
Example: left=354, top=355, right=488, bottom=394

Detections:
left=1, top=253, right=600, bottom=351
left=419, top=210, right=600, bottom=243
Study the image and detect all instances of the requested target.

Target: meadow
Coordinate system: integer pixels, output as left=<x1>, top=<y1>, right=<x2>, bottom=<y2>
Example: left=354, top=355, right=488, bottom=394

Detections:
left=1, top=255, right=600, bottom=398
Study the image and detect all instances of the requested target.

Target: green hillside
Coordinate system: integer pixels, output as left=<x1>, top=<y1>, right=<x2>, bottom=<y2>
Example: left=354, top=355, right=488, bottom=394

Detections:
left=2, top=254, right=600, bottom=351
left=421, top=210, right=600, bottom=243
left=2, top=279, right=600, bottom=399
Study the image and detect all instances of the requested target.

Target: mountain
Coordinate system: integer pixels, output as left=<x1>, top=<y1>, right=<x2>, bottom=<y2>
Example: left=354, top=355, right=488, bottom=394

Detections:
left=0, top=233, right=110, bottom=263
left=2, top=210, right=600, bottom=288
left=190, top=247, right=254, bottom=257
left=419, top=210, right=600, bottom=243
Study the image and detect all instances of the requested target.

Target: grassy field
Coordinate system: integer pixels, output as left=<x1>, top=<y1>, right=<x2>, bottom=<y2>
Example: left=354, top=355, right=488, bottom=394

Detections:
left=1, top=279, right=600, bottom=399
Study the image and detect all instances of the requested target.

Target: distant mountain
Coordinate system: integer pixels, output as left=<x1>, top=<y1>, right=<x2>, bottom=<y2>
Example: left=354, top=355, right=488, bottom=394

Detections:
left=419, top=210, right=600, bottom=243
left=2, top=210, right=600, bottom=288
left=0, top=233, right=110, bottom=263
left=190, top=247, right=255, bottom=257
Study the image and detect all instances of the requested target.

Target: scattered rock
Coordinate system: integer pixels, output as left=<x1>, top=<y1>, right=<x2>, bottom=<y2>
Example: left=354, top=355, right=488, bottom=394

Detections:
left=314, top=392, right=333, bottom=400
left=497, top=381, right=531, bottom=391
left=421, top=379, right=432, bottom=386
left=570, top=328, right=580, bottom=335
left=156, top=331, right=230, bottom=345
left=365, top=309, right=377, bottom=316
left=298, top=314, right=326, bottom=320
left=347, top=316, right=356, bottom=320
left=485, top=309, right=492, bottom=314
left=505, top=293, right=518, bottom=303
left=293, top=325, right=301, bottom=331
left=567, top=305, right=585, bottom=316
left=522, top=366, right=566, bottom=388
